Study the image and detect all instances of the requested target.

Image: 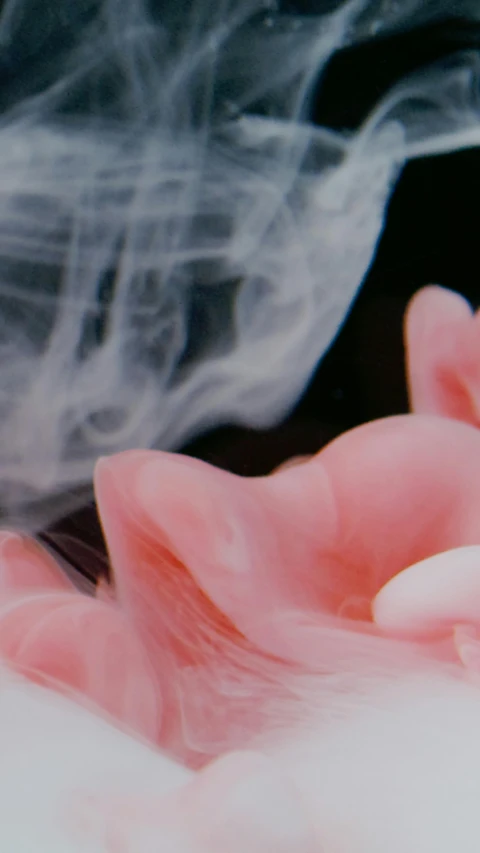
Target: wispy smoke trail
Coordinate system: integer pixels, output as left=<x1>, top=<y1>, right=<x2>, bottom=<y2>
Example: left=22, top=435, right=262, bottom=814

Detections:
left=0, top=0, right=478, bottom=528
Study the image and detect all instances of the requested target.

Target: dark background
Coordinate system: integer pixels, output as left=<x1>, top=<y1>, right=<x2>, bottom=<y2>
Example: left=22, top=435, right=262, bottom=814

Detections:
left=183, top=17, right=480, bottom=475
left=40, top=12, right=480, bottom=577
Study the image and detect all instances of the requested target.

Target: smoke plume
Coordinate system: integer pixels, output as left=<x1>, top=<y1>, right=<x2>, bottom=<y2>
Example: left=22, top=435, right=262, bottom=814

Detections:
left=0, top=0, right=478, bottom=527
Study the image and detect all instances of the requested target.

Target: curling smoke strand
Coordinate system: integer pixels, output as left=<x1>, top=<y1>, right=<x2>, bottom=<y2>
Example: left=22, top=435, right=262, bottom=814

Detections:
left=0, top=0, right=480, bottom=527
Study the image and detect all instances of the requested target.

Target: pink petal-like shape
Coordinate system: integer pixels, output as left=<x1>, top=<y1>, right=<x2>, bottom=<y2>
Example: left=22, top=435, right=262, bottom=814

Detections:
left=0, top=532, right=160, bottom=738
left=405, top=284, right=480, bottom=424
left=0, top=591, right=160, bottom=740
left=373, top=546, right=480, bottom=639
left=0, top=532, right=75, bottom=594
left=95, top=451, right=296, bottom=760
left=93, top=414, right=480, bottom=762
left=94, top=446, right=360, bottom=674
left=97, top=416, right=480, bottom=632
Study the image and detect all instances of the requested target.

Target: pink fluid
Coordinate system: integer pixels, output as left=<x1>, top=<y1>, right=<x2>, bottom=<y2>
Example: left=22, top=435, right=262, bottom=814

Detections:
left=3, top=285, right=480, bottom=849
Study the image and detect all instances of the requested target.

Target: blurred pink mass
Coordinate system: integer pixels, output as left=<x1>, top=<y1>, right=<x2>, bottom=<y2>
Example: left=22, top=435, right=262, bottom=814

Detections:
left=3, top=285, right=480, bottom=849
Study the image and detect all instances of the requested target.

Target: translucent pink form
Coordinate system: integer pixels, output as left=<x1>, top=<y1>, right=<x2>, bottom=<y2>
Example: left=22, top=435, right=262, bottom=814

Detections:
left=2, top=410, right=480, bottom=754
left=1, top=285, right=480, bottom=848
left=374, top=546, right=480, bottom=638
left=367, top=284, right=480, bottom=671
left=405, top=284, right=480, bottom=424
left=0, top=531, right=159, bottom=740
left=0, top=531, right=74, bottom=594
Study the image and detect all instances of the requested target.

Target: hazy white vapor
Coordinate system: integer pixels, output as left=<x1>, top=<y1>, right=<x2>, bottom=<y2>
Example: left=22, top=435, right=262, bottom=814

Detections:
left=0, top=666, right=191, bottom=851
left=0, top=0, right=478, bottom=527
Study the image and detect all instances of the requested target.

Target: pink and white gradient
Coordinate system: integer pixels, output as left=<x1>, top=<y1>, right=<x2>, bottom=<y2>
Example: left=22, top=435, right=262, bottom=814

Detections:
left=2, top=285, right=480, bottom=850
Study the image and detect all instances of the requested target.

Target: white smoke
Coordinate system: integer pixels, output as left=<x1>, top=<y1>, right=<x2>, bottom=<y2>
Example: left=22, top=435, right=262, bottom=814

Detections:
left=0, top=0, right=478, bottom=528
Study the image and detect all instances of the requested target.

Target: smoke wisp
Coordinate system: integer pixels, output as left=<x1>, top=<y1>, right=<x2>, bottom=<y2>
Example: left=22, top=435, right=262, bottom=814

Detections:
left=0, top=0, right=479, bottom=527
